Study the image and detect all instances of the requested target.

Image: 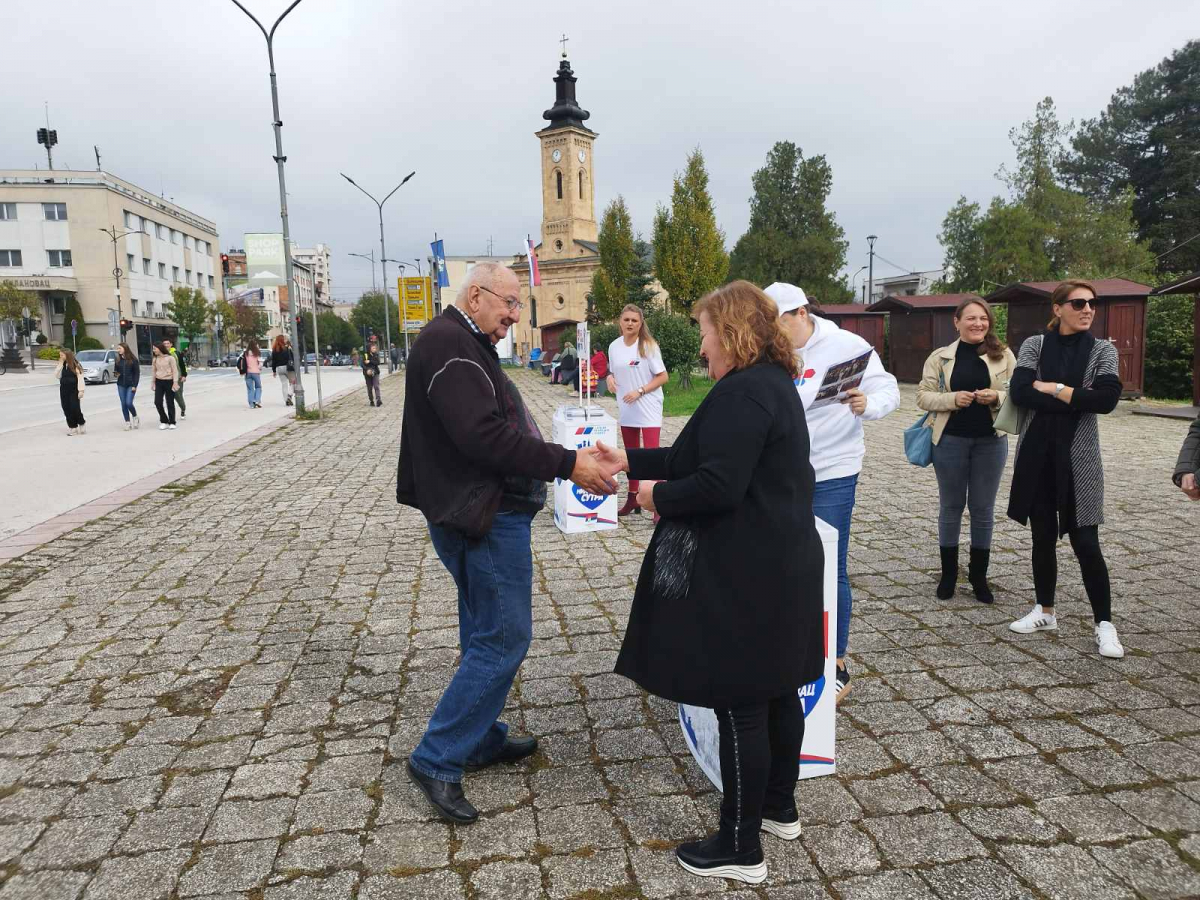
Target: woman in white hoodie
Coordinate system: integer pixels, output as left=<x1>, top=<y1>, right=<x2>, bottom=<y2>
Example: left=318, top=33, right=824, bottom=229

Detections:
left=766, top=283, right=900, bottom=703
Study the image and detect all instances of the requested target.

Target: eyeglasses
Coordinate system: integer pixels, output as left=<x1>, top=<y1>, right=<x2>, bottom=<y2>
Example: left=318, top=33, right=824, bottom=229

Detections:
left=478, top=284, right=524, bottom=312
left=1068, top=297, right=1097, bottom=311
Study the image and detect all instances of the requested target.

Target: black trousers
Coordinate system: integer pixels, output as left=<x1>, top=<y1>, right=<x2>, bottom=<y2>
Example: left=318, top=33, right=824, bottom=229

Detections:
left=1028, top=469, right=1112, bottom=623
left=716, top=690, right=805, bottom=853
left=364, top=374, right=381, bottom=404
left=61, top=390, right=85, bottom=428
left=154, top=379, right=177, bottom=424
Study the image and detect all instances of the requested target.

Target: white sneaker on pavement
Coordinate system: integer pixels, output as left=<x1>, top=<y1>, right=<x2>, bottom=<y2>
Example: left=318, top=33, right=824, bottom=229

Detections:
left=159, top=424, right=168, bottom=430
left=1010, top=604, right=1057, bottom=633
left=67, top=428, right=77, bottom=436
left=168, top=424, right=177, bottom=430
left=1095, top=621, right=1125, bottom=658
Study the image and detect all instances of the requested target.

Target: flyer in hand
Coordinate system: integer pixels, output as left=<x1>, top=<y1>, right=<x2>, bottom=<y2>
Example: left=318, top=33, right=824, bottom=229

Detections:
left=808, top=349, right=873, bottom=410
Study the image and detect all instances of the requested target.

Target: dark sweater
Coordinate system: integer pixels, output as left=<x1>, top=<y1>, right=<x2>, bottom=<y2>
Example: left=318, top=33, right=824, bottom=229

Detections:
left=115, top=358, right=140, bottom=388
left=944, top=340, right=993, bottom=438
left=397, top=308, right=576, bottom=537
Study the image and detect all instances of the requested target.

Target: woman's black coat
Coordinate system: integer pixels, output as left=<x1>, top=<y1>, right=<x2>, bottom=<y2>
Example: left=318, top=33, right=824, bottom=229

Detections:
left=615, top=361, right=825, bottom=709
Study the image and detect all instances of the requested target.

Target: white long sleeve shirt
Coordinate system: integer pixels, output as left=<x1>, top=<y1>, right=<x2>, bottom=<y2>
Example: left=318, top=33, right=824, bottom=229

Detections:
left=794, top=315, right=900, bottom=481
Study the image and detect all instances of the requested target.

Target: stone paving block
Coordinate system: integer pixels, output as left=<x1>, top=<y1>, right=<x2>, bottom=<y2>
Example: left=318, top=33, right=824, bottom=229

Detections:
left=0, top=785, right=74, bottom=821
left=1092, top=839, right=1200, bottom=900
left=605, top=759, right=687, bottom=799
left=834, top=870, right=938, bottom=900
left=359, top=870, right=464, bottom=900
left=363, top=822, right=450, bottom=872
left=204, top=797, right=296, bottom=842
left=277, top=833, right=365, bottom=874
left=982, top=757, right=1085, bottom=799
left=920, top=858, right=1037, bottom=900
left=307, top=753, right=382, bottom=792
left=957, top=805, right=1058, bottom=843
left=614, top=794, right=705, bottom=844
left=1053, top=747, right=1154, bottom=788
left=468, top=860, right=544, bottom=900
left=83, top=848, right=191, bottom=900
left=160, top=770, right=230, bottom=809
left=594, top=726, right=670, bottom=761
left=263, top=872, right=358, bottom=900
left=802, top=823, right=881, bottom=877
left=21, top=814, right=126, bottom=869
left=226, top=760, right=308, bottom=799
left=627, top=846, right=729, bottom=898
left=455, top=808, right=538, bottom=862
left=1108, top=787, right=1200, bottom=832
left=1035, top=794, right=1152, bottom=842
left=0, top=822, right=44, bottom=864
left=847, top=772, right=941, bottom=816
left=178, top=839, right=282, bottom=895
left=532, top=763, right=609, bottom=807
left=0, top=870, right=92, bottom=900
left=117, top=805, right=210, bottom=851
left=863, top=811, right=987, bottom=866
left=997, top=843, right=1136, bottom=900
left=542, top=847, right=631, bottom=900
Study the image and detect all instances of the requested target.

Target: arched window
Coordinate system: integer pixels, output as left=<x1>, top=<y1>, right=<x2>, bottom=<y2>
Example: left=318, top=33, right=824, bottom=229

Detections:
left=556, top=171, right=562, bottom=200
left=578, top=170, right=584, bottom=199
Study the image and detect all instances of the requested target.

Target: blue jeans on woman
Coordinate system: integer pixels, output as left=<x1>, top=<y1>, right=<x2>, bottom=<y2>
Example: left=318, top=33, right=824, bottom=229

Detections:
left=812, top=473, right=858, bottom=660
left=117, top=384, right=138, bottom=422
left=931, top=434, right=1009, bottom=548
left=245, top=372, right=262, bottom=407
left=410, top=510, right=536, bottom=782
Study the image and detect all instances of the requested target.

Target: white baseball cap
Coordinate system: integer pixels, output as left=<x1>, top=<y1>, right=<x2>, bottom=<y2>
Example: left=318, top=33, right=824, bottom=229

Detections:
left=764, top=282, right=809, bottom=316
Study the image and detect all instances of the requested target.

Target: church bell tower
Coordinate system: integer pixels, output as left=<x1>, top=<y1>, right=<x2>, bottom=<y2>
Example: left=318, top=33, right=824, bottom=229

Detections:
left=537, top=50, right=598, bottom=258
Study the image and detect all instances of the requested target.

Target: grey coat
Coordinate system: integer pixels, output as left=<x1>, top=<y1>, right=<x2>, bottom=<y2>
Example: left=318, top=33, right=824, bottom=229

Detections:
left=1175, top=413, right=1200, bottom=487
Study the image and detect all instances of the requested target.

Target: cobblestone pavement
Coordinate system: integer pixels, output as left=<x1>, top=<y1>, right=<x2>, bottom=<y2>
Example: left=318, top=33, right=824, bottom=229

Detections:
left=1, top=367, right=1197, bottom=900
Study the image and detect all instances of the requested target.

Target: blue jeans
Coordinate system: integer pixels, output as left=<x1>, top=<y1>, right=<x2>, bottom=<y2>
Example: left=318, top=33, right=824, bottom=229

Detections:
left=245, top=373, right=262, bottom=406
left=932, top=434, right=1008, bottom=549
left=117, top=384, right=138, bottom=421
left=410, top=510, right=535, bottom=781
left=812, top=474, right=858, bottom=660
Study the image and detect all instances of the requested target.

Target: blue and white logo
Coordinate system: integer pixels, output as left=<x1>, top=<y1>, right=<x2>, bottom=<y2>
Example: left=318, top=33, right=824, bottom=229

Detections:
left=572, top=484, right=607, bottom=511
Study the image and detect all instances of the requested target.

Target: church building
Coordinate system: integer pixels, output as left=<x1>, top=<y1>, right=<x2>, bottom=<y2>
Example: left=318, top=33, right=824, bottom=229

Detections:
left=511, top=51, right=602, bottom=359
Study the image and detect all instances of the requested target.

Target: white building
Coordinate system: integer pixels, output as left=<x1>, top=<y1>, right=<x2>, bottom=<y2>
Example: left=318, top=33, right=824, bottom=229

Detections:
left=292, top=243, right=333, bottom=310
left=867, top=269, right=944, bottom=304
left=0, top=170, right=221, bottom=362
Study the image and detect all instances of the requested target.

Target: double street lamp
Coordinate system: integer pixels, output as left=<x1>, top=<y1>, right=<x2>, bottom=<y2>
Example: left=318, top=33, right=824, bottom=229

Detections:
left=348, top=250, right=377, bottom=293
left=99, top=225, right=147, bottom=341
left=341, top=171, right=415, bottom=376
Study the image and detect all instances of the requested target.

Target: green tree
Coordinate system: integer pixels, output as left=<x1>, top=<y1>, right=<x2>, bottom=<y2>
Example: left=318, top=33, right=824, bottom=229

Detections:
left=1061, top=41, right=1200, bottom=273
left=626, top=239, right=659, bottom=307
left=301, top=311, right=358, bottom=354
left=590, top=322, right=620, bottom=357
left=0, top=283, right=37, bottom=321
left=349, top=291, right=400, bottom=345
left=653, top=148, right=729, bottom=313
left=1144, top=294, right=1194, bottom=399
left=591, top=196, right=637, bottom=322
left=645, top=307, right=701, bottom=388
left=230, top=299, right=268, bottom=347
left=165, top=286, right=210, bottom=359
left=62, top=296, right=88, bottom=347
left=729, top=141, right=852, bottom=301
left=209, top=297, right=236, bottom=351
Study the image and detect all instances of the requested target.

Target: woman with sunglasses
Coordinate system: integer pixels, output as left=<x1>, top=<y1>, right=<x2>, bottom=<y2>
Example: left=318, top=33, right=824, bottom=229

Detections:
left=1007, top=280, right=1124, bottom=658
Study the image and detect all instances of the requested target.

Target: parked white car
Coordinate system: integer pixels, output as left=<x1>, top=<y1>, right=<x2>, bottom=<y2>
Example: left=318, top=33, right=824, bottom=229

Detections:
left=77, top=349, right=118, bottom=384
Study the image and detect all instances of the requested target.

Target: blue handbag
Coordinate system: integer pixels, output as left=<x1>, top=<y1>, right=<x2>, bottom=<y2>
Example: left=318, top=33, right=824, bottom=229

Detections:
left=904, top=413, right=934, bottom=467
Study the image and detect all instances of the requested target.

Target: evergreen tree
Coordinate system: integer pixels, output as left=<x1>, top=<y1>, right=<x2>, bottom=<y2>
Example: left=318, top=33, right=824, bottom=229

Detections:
left=592, top=197, right=637, bottom=323
left=626, top=239, right=658, bottom=307
left=62, top=296, right=88, bottom=346
left=729, top=141, right=852, bottom=301
left=653, top=148, right=728, bottom=313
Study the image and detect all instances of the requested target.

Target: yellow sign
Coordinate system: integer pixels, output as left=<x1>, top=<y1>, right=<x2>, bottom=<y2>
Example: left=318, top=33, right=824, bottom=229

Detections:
left=399, top=276, right=433, bottom=329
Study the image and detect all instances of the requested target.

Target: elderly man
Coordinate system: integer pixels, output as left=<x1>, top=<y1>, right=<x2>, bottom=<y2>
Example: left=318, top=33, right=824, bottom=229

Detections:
left=397, top=262, right=614, bottom=822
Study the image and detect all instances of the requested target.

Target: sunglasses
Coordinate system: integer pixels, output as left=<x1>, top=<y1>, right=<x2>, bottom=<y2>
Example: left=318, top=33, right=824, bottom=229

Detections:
left=1065, top=297, right=1097, bottom=311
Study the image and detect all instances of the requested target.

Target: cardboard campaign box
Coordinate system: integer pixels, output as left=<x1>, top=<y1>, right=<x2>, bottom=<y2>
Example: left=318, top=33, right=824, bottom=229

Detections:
left=551, top=405, right=619, bottom=534
left=680, top=516, right=838, bottom=785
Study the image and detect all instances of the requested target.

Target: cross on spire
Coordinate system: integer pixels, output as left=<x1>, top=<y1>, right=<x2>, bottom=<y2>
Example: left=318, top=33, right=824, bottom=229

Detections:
left=559, top=33, right=569, bottom=58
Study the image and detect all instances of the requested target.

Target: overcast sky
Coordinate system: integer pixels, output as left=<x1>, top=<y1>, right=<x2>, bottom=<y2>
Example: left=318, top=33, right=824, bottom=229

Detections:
left=7, top=1, right=1196, bottom=302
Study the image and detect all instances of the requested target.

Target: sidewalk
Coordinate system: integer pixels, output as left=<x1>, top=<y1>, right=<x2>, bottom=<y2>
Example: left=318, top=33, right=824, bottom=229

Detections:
left=0, top=371, right=1196, bottom=900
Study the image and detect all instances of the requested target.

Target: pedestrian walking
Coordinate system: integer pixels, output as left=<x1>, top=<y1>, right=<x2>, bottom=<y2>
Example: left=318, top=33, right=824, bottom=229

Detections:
left=766, top=282, right=900, bottom=703
left=55, top=349, right=87, bottom=435
left=164, top=339, right=187, bottom=419
left=390, top=344, right=400, bottom=371
left=243, top=341, right=263, bottom=408
left=271, top=335, right=295, bottom=406
left=397, top=262, right=613, bottom=824
left=916, top=298, right=1017, bottom=604
left=1174, top=411, right=1200, bottom=500
left=594, top=281, right=823, bottom=885
left=151, top=342, right=180, bottom=430
left=115, top=342, right=140, bottom=430
left=362, top=341, right=382, bottom=407
left=1007, top=280, right=1124, bottom=658
left=606, top=305, right=669, bottom=517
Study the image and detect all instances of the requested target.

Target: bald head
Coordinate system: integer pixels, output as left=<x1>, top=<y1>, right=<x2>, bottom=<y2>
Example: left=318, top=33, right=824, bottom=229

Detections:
left=456, top=263, right=521, bottom=344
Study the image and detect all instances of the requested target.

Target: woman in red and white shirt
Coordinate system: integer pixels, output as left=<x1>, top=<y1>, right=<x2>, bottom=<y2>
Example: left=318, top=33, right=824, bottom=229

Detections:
left=606, top=305, right=669, bottom=516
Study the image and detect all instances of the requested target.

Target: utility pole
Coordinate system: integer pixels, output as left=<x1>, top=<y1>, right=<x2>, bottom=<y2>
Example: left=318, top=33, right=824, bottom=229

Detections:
left=99, top=225, right=146, bottom=348
left=867, top=235, right=878, bottom=306
left=349, top=251, right=377, bottom=292
left=94, top=146, right=102, bottom=172
left=230, top=0, right=308, bottom=412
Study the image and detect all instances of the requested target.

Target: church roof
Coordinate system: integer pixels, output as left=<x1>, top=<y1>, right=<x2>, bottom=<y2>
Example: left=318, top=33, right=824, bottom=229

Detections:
left=574, top=239, right=599, bottom=254
left=541, top=57, right=595, bottom=133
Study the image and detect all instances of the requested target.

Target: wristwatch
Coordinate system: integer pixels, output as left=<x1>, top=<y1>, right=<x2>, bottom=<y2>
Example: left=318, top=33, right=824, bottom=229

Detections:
left=637, top=387, right=645, bottom=396
left=1053, top=383, right=1065, bottom=397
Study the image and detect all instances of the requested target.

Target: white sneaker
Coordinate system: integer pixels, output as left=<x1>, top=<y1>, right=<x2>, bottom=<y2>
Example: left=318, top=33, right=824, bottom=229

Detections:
left=1010, top=604, right=1058, bottom=633
left=67, top=428, right=77, bottom=436
left=78, top=425, right=86, bottom=434
left=133, top=417, right=140, bottom=430
left=124, top=422, right=132, bottom=431
left=1096, top=621, right=1125, bottom=658
left=168, top=424, right=177, bottom=430
left=159, top=424, right=168, bottom=430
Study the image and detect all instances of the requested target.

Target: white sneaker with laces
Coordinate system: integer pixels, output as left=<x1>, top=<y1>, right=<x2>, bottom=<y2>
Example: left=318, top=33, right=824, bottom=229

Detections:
left=67, top=428, right=77, bottom=436
left=79, top=424, right=86, bottom=434
left=159, top=424, right=168, bottom=430
left=168, top=424, right=177, bottom=430
left=1095, top=621, right=1125, bottom=658
left=1010, top=604, right=1057, bottom=633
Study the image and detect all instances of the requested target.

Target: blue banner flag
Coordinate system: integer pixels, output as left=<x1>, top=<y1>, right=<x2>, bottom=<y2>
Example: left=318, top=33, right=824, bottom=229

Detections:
left=431, top=239, right=449, bottom=288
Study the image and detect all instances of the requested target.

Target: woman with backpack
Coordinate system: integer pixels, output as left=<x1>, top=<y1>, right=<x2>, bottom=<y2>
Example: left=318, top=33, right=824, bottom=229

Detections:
left=151, top=342, right=180, bottom=429
left=271, top=335, right=295, bottom=406
left=115, top=342, right=140, bottom=430
left=55, top=349, right=87, bottom=435
left=242, top=341, right=263, bottom=408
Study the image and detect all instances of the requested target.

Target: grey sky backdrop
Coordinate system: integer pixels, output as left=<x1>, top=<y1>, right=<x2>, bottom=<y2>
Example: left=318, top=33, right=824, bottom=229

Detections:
left=7, top=1, right=1197, bottom=303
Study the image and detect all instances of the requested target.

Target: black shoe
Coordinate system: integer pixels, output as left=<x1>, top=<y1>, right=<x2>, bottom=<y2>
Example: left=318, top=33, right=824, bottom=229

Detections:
left=936, top=545, right=959, bottom=600
left=369, top=400, right=375, bottom=407
left=286, top=397, right=293, bottom=407
left=835, top=661, right=851, bottom=705
left=464, top=735, right=538, bottom=772
left=405, top=760, right=478, bottom=824
left=676, top=833, right=766, bottom=884
left=760, top=807, right=802, bottom=841
left=968, top=547, right=995, bottom=604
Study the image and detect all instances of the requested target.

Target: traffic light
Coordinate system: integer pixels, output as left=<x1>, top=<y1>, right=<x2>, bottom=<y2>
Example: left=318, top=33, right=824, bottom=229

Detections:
left=36, top=128, right=57, bottom=148
left=119, top=318, right=132, bottom=335
left=221, top=253, right=229, bottom=275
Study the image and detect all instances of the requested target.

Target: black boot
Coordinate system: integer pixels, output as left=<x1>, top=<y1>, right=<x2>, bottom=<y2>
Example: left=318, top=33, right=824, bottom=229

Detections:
left=676, top=831, right=766, bottom=884
left=936, top=545, right=958, bottom=600
left=968, top=547, right=995, bottom=604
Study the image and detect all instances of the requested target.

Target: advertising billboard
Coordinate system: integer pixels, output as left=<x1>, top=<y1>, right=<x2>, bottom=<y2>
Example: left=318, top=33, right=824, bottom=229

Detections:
left=399, top=276, right=433, bottom=329
left=244, top=233, right=286, bottom=286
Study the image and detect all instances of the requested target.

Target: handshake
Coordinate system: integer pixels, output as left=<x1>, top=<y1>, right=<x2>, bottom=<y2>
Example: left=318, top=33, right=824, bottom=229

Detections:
left=569, top=440, right=630, bottom=495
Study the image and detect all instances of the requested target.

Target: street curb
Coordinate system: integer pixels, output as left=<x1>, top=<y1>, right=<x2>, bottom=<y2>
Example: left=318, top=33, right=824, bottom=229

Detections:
left=0, top=372, right=390, bottom=565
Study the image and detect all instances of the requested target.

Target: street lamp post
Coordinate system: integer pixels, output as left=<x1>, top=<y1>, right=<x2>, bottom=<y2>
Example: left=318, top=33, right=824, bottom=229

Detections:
left=867, top=235, right=878, bottom=306
left=341, top=170, right=415, bottom=378
left=349, top=251, right=377, bottom=293
left=229, top=0, right=308, bottom=412
left=99, top=226, right=147, bottom=346
left=383, top=259, right=411, bottom=367
left=850, top=265, right=868, bottom=304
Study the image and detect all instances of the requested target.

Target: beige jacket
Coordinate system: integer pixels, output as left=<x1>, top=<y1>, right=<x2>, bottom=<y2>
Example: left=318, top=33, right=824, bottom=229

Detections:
left=916, top=340, right=1017, bottom=444
left=152, top=354, right=179, bottom=387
